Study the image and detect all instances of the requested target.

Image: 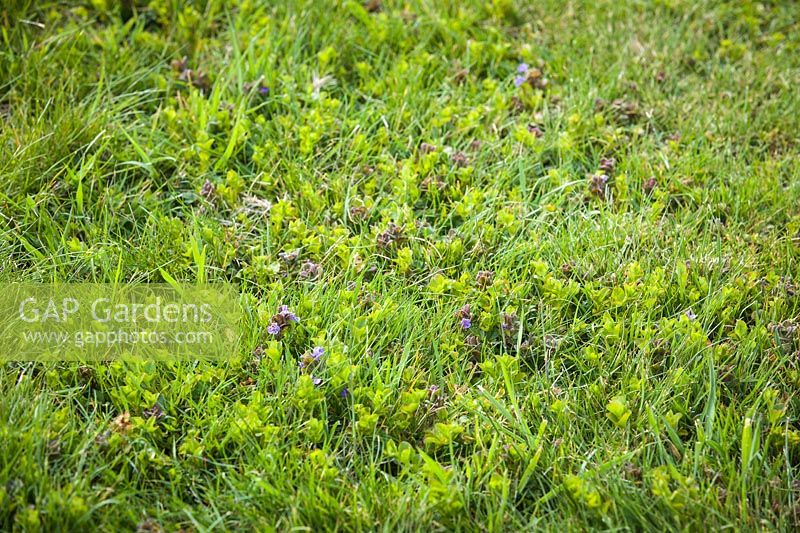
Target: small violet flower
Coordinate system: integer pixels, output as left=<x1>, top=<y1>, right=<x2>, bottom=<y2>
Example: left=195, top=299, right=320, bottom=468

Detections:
left=312, top=376, right=323, bottom=386
left=278, top=305, right=299, bottom=322
left=501, top=312, right=518, bottom=332
left=514, top=63, right=529, bottom=87
left=456, top=304, right=473, bottom=331
left=299, top=346, right=323, bottom=369
left=685, top=309, right=697, bottom=321
left=268, top=305, right=300, bottom=337
left=340, top=386, right=349, bottom=398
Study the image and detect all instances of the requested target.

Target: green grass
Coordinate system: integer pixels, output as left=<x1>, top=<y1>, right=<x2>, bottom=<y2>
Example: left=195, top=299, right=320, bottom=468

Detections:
left=2, top=0, right=800, bottom=529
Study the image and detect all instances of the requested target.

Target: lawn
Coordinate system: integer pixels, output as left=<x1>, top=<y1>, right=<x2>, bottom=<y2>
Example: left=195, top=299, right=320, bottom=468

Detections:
left=1, top=0, right=800, bottom=530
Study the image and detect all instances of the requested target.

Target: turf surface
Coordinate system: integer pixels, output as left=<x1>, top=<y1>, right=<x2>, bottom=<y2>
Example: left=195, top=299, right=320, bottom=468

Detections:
left=1, top=0, right=800, bottom=529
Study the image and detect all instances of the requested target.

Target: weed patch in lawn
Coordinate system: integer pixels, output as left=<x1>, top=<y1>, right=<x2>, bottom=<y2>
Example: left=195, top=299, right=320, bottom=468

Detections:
left=1, top=0, right=799, bottom=529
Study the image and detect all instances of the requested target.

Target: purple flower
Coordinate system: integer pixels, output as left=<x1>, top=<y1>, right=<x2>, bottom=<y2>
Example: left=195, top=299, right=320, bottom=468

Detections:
left=278, top=306, right=299, bottom=323
left=312, top=376, right=322, bottom=386
left=685, top=309, right=697, bottom=321
left=514, top=75, right=527, bottom=87
left=299, top=260, right=321, bottom=279
left=340, top=386, right=349, bottom=398
left=267, top=322, right=281, bottom=335
left=278, top=305, right=299, bottom=322
left=461, top=318, right=472, bottom=330
left=258, top=85, right=270, bottom=95
left=311, top=346, right=324, bottom=360
left=501, top=312, right=518, bottom=332
left=517, top=63, right=529, bottom=74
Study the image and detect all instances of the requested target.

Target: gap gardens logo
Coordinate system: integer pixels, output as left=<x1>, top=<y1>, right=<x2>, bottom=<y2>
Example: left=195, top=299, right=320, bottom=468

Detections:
left=0, top=284, right=241, bottom=361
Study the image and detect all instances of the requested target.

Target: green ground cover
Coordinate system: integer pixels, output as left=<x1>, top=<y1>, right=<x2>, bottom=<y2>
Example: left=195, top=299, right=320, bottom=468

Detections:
left=1, top=0, right=800, bottom=529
